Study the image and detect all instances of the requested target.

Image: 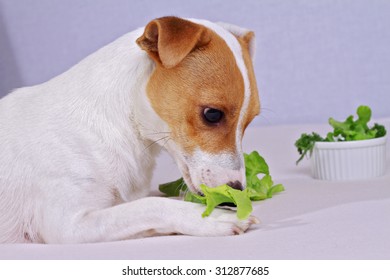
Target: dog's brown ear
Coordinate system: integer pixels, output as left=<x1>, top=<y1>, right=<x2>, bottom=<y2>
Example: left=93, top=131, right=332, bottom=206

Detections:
left=136, top=16, right=211, bottom=69
left=240, top=31, right=256, bottom=59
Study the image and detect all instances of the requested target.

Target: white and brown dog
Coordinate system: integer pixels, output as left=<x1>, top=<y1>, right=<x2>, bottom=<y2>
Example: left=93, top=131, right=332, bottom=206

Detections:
left=0, top=16, right=260, bottom=243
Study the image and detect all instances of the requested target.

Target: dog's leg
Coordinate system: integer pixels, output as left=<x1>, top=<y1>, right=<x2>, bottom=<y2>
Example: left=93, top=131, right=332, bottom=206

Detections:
left=41, top=197, right=258, bottom=243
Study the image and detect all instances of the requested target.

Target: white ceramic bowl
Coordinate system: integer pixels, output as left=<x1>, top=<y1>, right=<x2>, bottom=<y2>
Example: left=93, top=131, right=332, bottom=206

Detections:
left=310, top=136, right=387, bottom=180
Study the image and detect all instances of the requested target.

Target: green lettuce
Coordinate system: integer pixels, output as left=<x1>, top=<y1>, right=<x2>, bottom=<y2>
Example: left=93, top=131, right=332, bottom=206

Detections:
left=159, top=151, right=285, bottom=220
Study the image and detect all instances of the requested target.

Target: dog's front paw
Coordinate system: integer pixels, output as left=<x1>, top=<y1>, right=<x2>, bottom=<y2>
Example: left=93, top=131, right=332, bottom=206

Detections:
left=175, top=203, right=260, bottom=237
left=232, top=216, right=260, bottom=235
left=207, top=207, right=260, bottom=236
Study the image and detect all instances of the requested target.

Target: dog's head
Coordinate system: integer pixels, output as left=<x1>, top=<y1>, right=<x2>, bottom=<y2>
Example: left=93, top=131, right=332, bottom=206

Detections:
left=137, top=16, right=260, bottom=194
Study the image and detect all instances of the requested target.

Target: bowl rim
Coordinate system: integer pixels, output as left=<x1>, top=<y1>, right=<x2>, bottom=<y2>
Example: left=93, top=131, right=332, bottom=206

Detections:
left=313, top=136, right=387, bottom=150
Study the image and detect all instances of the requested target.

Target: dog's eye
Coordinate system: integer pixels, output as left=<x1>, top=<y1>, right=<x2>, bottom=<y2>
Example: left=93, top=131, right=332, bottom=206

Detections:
left=203, top=108, right=224, bottom=124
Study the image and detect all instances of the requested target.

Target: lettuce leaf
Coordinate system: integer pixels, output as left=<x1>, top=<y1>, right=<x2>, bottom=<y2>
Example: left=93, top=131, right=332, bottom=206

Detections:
left=198, top=184, right=253, bottom=220
left=159, top=151, right=285, bottom=219
left=159, top=177, right=187, bottom=197
left=295, top=132, right=325, bottom=164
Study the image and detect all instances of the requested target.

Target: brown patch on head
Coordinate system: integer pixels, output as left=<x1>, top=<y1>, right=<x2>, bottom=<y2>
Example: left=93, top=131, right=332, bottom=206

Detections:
left=137, top=17, right=245, bottom=156
left=236, top=31, right=260, bottom=134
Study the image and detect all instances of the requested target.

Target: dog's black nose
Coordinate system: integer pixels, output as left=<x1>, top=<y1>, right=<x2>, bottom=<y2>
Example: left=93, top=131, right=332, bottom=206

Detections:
left=227, top=180, right=244, bottom=191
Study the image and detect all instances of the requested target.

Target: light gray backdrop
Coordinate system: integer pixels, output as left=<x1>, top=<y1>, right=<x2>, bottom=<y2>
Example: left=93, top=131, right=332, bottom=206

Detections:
left=1, top=0, right=389, bottom=125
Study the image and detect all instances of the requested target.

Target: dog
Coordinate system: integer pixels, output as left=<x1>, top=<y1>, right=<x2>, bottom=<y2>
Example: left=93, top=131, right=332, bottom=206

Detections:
left=0, top=16, right=260, bottom=243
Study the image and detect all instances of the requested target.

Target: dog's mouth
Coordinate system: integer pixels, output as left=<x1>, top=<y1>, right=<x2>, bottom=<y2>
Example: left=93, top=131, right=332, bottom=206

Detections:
left=170, top=147, right=245, bottom=198
left=179, top=163, right=236, bottom=207
left=163, top=143, right=202, bottom=194
left=179, top=162, right=203, bottom=195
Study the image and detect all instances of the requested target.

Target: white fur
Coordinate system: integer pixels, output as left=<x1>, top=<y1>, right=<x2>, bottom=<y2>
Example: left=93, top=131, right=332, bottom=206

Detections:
left=0, top=20, right=256, bottom=243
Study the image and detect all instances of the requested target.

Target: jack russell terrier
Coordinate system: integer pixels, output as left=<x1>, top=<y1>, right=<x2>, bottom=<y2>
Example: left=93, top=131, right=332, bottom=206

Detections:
left=0, top=16, right=260, bottom=243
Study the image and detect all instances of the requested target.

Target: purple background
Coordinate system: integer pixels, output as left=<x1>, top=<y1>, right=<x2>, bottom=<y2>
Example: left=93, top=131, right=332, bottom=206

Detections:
left=1, top=0, right=389, bottom=125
